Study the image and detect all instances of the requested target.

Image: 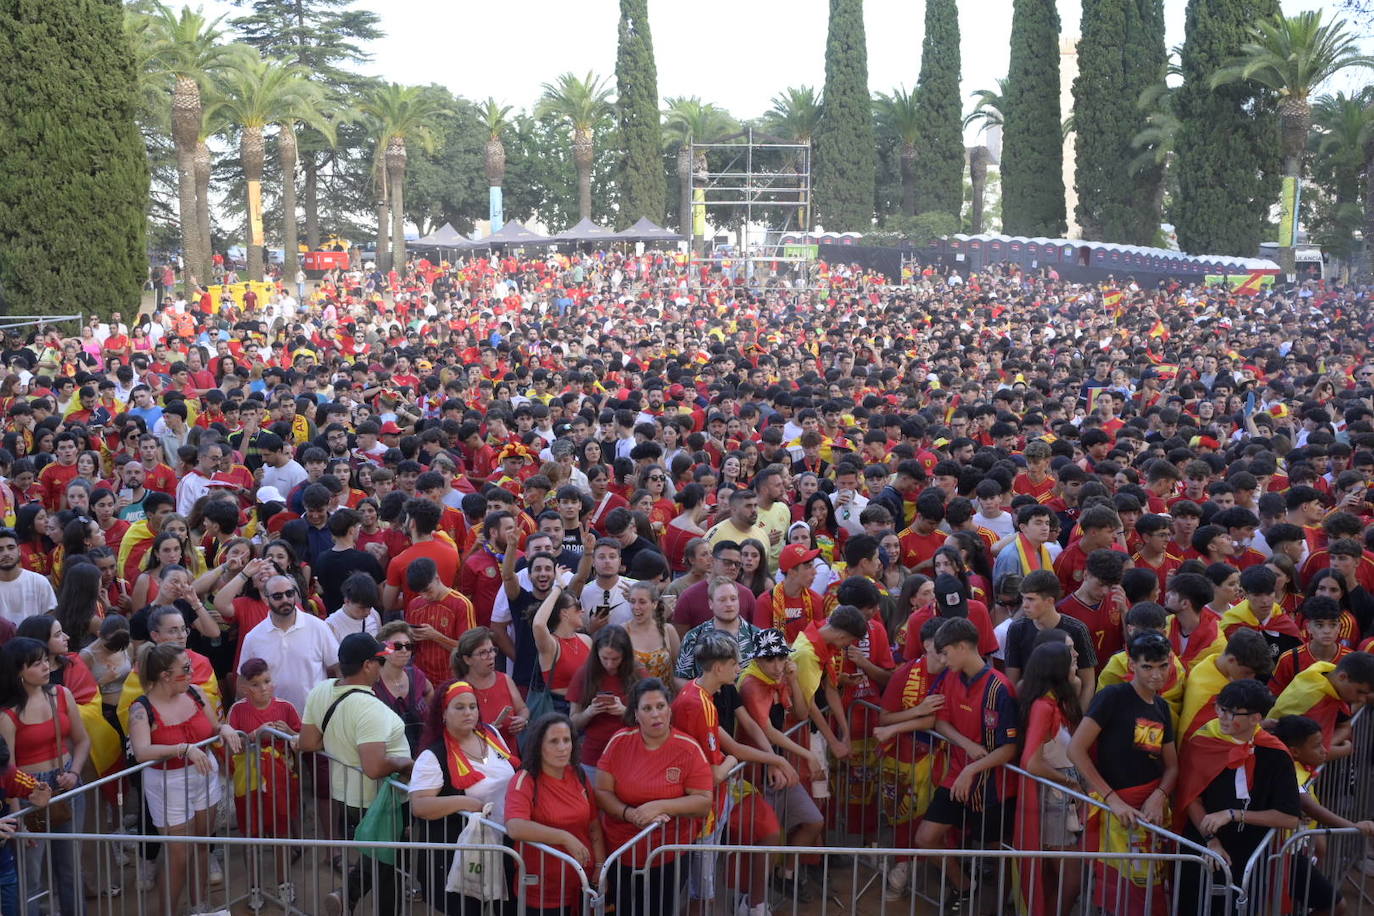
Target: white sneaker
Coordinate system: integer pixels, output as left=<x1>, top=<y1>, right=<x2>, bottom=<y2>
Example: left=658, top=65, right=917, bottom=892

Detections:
left=208, top=853, right=223, bottom=886
left=277, top=882, right=296, bottom=905
left=884, top=860, right=911, bottom=900
left=136, top=860, right=157, bottom=892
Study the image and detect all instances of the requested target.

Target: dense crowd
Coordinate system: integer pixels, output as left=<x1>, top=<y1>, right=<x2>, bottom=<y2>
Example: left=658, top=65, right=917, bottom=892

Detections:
left=0, top=249, right=1371, bottom=915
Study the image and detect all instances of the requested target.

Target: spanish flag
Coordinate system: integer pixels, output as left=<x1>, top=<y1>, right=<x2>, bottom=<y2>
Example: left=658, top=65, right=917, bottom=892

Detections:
left=1173, top=717, right=1289, bottom=834
left=1178, top=652, right=1229, bottom=742
left=1148, top=319, right=1168, bottom=340
left=1271, top=661, right=1347, bottom=749
left=117, top=649, right=223, bottom=732
left=64, top=656, right=125, bottom=799
left=1235, top=271, right=1265, bottom=296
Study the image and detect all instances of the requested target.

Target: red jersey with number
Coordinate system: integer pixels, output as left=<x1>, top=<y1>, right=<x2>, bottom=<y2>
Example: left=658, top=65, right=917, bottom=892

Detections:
left=1057, top=592, right=1125, bottom=668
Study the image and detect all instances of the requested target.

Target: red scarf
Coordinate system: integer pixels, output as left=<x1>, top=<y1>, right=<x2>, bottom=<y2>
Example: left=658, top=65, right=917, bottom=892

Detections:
left=1170, top=609, right=1220, bottom=668
left=442, top=681, right=518, bottom=790
left=1172, top=719, right=1289, bottom=833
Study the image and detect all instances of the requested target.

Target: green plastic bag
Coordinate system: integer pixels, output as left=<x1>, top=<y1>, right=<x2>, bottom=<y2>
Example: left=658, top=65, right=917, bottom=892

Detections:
left=353, top=780, right=405, bottom=865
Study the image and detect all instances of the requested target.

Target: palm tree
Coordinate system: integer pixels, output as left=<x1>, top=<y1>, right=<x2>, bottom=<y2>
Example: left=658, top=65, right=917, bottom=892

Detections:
left=360, top=84, right=448, bottom=272
left=1312, top=90, right=1374, bottom=273
left=662, top=97, right=737, bottom=235
left=536, top=72, right=614, bottom=222
left=143, top=3, right=237, bottom=291
left=278, top=103, right=337, bottom=280
left=873, top=87, right=922, bottom=216
left=963, top=78, right=1009, bottom=134
left=481, top=98, right=513, bottom=230
left=213, top=50, right=323, bottom=281
left=1210, top=10, right=1374, bottom=265
left=763, top=86, right=822, bottom=145
left=967, top=146, right=991, bottom=233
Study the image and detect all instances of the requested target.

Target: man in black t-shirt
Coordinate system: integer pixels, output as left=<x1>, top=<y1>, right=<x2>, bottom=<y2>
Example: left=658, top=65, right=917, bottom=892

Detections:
left=313, top=508, right=384, bottom=613
left=1005, top=570, right=1097, bottom=709
left=1069, top=632, right=1178, bottom=827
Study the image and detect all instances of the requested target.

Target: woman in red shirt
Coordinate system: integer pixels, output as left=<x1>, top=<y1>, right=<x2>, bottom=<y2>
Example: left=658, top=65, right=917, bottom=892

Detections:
left=505, top=713, right=605, bottom=914
left=532, top=587, right=591, bottom=714
left=450, top=627, right=528, bottom=750
left=594, top=678, right=713, bottom=916
left=566, top=626, right=637, bottom=773
left=661, top=484, right=708, bottom=574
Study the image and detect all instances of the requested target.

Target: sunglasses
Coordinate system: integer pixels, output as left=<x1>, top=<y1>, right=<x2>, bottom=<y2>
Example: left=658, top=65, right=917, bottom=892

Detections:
left=389, top=642, right=414, bottom=652
left=267, top=589, right=297, bottom=601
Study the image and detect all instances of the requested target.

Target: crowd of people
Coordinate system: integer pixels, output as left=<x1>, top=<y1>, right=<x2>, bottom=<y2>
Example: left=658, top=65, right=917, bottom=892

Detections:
left=0, top=248, right=1369, bottom=916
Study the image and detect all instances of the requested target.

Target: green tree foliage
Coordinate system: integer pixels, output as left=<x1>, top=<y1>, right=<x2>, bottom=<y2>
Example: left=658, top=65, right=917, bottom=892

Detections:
left=503, top=114, right=619, bottom=229
left=1074, top=0, right=1166, bottom=243
left=1001, top=0, right=1065, bottom=237
left=404, top=90, right=487, bottom=235
left=231, top=0, right=383, bottom=248
left=1171, top=0, right=1280, bottom=256
left=615, top=0, right=664, bottom=225
left=814, top=0, right=875, bottom=231
left=0, top=0, right=148, bottom=316
left=911, top=0, right=963, bottom=219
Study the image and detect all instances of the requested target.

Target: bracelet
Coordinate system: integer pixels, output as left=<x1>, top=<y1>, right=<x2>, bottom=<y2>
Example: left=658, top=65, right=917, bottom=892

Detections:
left=1203, top=832, right=1217, bottom=842
left=1228, top=808, right=1236, bottom=823
left=621, top=803, right=630, bottom=821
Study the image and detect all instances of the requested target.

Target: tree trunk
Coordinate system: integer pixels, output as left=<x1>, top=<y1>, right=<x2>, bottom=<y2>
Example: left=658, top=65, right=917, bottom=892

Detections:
left=375, top=194, right=390, bottom=272
left=280, top=124, right=300, bottom=278
left=303, top=155, right=321, bottom=249
left=677, top=145, right=692, bottom=235
left=171, top=75, right=202, bottom=292
left=386, top=137, right=407, bottom=273
left=241, top=126, right=265, bottom=282
left=1365, top=150, right=1374, bottom=281
left=573, top=127, right=594, bottom=221
left=484, top=137, right=506, bottom=186
left=1277, top=98, right=1311, bottom=275
left=969, top=146, right=989, bottom=234
left=900, top=143, right=916, bottom=216
left=194, top=139, right=212, bottom=283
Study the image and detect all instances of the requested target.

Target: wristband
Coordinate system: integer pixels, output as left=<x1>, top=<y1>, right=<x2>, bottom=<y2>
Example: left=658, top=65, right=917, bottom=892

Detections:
left=621, top=803, right=630, bottom=821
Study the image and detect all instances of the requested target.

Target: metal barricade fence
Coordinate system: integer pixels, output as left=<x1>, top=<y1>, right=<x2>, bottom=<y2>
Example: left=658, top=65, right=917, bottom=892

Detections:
left=1253, top=826, right=1374, bottom=916
left=12, top=726, right=594, bottom=916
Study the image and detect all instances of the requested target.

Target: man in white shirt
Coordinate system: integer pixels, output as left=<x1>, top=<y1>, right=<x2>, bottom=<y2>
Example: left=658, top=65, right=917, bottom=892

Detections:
left=258, top=432, right=308, bottom=498
left=175, top=442, right=222, bottom=516
left=0, top=531, right=56, bottom=626
left=829, top=465, right=870, bottom=537
left=238, top=574, right=339, bottom=712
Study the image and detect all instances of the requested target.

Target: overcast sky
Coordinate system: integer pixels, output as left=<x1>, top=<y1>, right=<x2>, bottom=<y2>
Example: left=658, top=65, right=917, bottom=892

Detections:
left=200, top=0, right=1365, bottom=129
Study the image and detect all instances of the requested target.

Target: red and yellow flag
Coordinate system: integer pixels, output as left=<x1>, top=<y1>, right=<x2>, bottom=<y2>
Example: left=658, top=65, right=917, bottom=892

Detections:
left=1148, top=319, right=1168, bottom=340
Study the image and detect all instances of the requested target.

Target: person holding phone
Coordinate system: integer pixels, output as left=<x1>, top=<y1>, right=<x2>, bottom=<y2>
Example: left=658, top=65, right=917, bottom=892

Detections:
left=567, top=626, right=637, bottom=780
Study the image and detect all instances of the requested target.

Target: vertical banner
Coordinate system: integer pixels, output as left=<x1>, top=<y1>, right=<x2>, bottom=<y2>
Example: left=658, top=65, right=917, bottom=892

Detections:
left=692, top=188, right=707, bottom=239
left=1278, top=176, right=1298, bottom=249
left=489, top=186, right=504, bottom=233
left=248, top=179, right=265, bottom=247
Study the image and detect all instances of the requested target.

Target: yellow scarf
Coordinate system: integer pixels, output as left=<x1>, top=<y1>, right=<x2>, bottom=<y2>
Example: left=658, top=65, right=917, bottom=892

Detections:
left=1015, top=534, right=1052, bottom=572
left=770, top=582, right=815, bottom=632
left=740, top=658, right=780, bottom=687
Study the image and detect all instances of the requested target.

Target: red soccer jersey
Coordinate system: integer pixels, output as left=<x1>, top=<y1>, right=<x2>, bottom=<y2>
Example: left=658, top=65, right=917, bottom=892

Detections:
left=455, top=546, right=506, bottom=628
left=933, top=664, right=1019, bottom=799
left=902, top=600, right=999, bottom=660
left=1132, top=550, right=1182, bottom=596
left=387, top=539, right=461, bottom=606
left=898, top=525, right=947, bottom=572
left=144, top=463, right=179, bottom=496
left=597, top=728, right=712, bottom=865
left=1270, top=644, right=1351, bottom=696
left=37, top=460, right=79, bottom=511
left=504, top=768, right=598, bottom=909
left=1012, top=472, right=1056, bottom=503
left=1052, top=541, right=1091, bottom=597
left=405, top=589, right=476, bottom=685
left=880, top=657, right=937, bottom=763
left=671, top=680, right=724, bottom=765
left=1057, top=592, right=1125, bottom=667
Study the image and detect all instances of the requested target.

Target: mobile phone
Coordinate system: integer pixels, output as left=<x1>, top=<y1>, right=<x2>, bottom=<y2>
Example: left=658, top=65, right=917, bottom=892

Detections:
left=493, top=706, right=512, bottom=727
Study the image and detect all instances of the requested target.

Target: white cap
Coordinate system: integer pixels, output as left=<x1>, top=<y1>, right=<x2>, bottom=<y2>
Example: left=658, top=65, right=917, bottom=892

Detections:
left=255, top=485, right=286, bottom=505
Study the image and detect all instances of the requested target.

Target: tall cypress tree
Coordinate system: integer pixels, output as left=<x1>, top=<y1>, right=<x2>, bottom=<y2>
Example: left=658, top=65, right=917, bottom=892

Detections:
left=912, top=0, right=963, bottom=218
left=1001, top=0, right=1066, bottom=237
left=1074, top=0, right=1165, bottom=243
left=615, top=0, right=665, bottom=225
left=0, top=0, right=148, bottom=316
left=814, top=0, right=876, bottom=231
left=1172, top=0, right=1280, bottom=256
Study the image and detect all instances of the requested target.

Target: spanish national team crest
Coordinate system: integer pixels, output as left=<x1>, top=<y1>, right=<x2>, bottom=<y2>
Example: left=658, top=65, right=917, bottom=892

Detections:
left=484, top=567, right=496, bottom=577
left=665, top=767, right=682, bottom=784
left=983, top=709, right=998, bottom=729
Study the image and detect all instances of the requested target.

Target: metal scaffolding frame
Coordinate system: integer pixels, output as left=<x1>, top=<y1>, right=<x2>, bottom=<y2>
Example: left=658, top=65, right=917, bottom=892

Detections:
left=687, top=126, right=813, bottom=290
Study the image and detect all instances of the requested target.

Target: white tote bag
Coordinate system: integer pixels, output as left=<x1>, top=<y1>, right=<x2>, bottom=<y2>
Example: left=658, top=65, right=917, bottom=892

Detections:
left=446, top=803, right=507, bottom=901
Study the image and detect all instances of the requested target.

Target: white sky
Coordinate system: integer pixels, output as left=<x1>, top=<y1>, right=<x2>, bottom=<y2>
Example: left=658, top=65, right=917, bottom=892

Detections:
left=199, top=0, right=1365, bottom=130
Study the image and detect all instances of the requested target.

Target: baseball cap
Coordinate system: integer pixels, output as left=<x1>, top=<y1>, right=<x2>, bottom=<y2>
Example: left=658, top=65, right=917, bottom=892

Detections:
left=338, top=633, right=393, bottom=668
left=379, top=421, right=403, bottom=435
left=933, top=574, right=969, bottom=618
left=752, top=629, right=792, bottom=659
left=255, top=485, right=285, bottom=505
left=779, top=543, right=820, bottom=572
left=668, top=383, right=687, bottom=400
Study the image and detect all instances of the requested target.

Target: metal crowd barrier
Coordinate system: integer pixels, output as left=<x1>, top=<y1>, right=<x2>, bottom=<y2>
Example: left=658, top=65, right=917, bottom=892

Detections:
left=11, top=724, right=594, bottom=916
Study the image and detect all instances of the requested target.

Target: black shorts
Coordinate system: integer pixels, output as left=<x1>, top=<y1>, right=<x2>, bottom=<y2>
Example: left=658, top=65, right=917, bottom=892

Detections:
left=924, top=786, right=1012, bottom=844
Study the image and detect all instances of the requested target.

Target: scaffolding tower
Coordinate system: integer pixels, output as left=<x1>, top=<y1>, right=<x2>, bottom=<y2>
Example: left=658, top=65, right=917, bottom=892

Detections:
left=687, top=126, right=813, bottom=291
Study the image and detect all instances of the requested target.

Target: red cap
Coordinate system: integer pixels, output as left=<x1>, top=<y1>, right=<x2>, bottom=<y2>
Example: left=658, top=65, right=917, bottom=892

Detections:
left=779, top=543, right=821, bottom=572
left=379, top=421, right=403, bottom=435
left=667, top=383, right=686, bottom=400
